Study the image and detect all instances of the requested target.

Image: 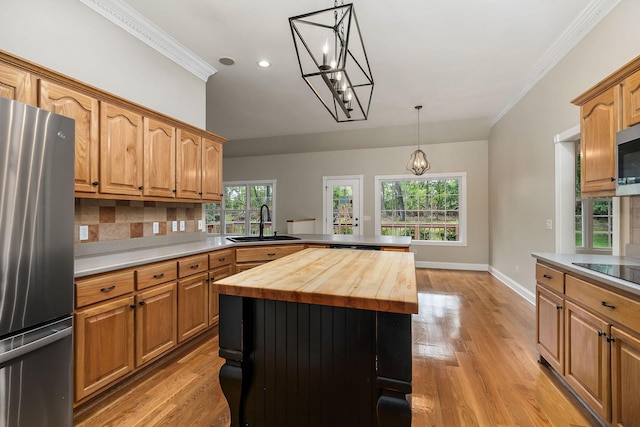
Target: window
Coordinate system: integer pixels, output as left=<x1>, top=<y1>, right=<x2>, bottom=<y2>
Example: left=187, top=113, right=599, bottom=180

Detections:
left=374, top=173, right=466, bottom=245
left=204, top=181, right=275, bottom=235
left=575, top=145, right=612, bottom=253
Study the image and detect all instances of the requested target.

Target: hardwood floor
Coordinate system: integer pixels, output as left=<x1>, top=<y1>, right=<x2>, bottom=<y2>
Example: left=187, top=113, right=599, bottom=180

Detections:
left=74, top=269, right=596, bottom=427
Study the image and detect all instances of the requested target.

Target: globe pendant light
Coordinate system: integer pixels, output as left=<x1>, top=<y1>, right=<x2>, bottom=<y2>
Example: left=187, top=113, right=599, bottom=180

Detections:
left=406, top=105, right=430, bottom=175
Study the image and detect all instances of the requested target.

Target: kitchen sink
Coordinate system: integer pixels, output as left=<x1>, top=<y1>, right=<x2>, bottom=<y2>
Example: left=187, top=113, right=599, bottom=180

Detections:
left=226, top=235, right=302, bottom=243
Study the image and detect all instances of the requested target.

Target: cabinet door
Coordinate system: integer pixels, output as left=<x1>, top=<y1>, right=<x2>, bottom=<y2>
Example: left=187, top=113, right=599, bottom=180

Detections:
left=611, top=326, right=640, bottom=427
left=536, top=285, right=564, bottom=374
left=622, top=71, right=640, bottom=128
left=0, top=62, right=36, bottom=105
left=143, top=118, right=176, bottom=198
left=202, top=137, right=223, bottom=201
left=39, top=80, right=100, bottom=194
left=580, top=86, right=619, bottom=196
left=177, top=273, right=208, bottom=342
left=100, top=102, right=144, bottom=196
left=135, top=282, right=177, bottom=366
left=176, top=129, right=202, bottom=199
left=564, top=301, right=611, bottom=421
left=75, top=296, right=135, bottom=401
left=208, top=265, right=234, bottom=326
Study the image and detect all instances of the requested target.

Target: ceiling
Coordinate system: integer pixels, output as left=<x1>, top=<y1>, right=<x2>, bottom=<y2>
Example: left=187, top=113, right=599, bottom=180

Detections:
left=111, top=0, right=612, bottom=144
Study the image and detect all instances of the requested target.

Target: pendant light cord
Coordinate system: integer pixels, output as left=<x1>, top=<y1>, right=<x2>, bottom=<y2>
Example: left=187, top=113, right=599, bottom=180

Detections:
left=416, top=105, right=422, bottom=150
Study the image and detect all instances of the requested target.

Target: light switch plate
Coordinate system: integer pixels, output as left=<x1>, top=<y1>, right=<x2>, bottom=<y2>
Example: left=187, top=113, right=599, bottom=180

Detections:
left=546, top=219, right=553, bottom=230
left=179, top=220, right=185, bottom=231
left=172, top=221, right=178, bottom=232
left=79, top=225, right=89, bottom=241
left=153, top=222, right=159, bottom=234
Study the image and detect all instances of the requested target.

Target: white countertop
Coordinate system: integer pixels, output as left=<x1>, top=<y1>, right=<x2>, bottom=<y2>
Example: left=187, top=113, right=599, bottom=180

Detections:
left=532, top=252, right=640, bottom=297
left=75, top=234, right=412, bottom=278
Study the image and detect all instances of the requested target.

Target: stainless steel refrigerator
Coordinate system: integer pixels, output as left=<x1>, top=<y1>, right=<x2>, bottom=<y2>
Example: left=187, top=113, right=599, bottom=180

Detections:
left=0, top=96, right=74, bottom=426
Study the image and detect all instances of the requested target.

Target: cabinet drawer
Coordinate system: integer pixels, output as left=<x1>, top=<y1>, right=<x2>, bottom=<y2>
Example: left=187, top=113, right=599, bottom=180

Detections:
left=136, top=260, right=177, bottom=290
left=566, top=275, right=640, bottom=331
left=536, top=263, right=565, bottom=294
left=209, top=249, right=235, bottom=269
left=178, top=254, right=209, bottom=278
left=75, top=270, right=134, bottom=308
left=209, top=265, right=234, bottom=282
left=236, top=244, right=305, bottom=263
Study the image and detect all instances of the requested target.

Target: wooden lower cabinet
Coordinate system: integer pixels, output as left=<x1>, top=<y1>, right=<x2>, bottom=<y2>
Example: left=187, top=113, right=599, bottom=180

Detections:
left=208, top=265, right=233, bottom=326
left=235, top=244, right=305, bottom=271
left=564, top=300, right=611, bottom=421
left=135, top=282, right=177, bottom=366
left=178, top=273, right=209, bottom=342
left=536, top=285, right=564, bottom=374
left=75, top=296, right=135, bottom=401
left=610, top=326, right=640, bottom=426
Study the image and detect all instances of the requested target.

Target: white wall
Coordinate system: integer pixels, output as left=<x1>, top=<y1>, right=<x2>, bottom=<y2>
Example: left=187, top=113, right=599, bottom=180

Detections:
left=0, top=0, right=206, bottom=128
left=489, top=0, right=640, bottom=296
left=224, top=140, right=489, bottom=267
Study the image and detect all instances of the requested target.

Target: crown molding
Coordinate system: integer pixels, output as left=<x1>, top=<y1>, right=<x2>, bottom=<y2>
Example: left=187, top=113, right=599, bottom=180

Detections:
left=78, top=0, right=217, bottom=82
left=490, top=0, right=621, bottom=126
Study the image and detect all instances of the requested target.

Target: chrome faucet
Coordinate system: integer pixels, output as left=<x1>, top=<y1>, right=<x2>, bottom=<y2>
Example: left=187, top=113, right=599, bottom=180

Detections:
left=259, top=204, right=271, bottom=239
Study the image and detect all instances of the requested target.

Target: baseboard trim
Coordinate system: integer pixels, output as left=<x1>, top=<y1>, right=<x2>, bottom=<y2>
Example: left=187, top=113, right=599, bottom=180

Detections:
left=488, top=266, right=535, bottom=305
left=415, top=261, right=489, bottom=271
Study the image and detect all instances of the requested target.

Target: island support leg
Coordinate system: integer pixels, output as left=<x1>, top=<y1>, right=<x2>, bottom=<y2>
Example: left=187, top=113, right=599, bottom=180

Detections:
left=376, top=311, right=412, bottom=427
left=218, top=295, right=253, bottom=427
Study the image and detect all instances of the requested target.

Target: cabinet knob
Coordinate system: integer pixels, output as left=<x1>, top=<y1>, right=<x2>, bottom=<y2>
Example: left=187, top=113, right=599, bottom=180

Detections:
left=555, top=305, right=562, bottom=310
left=198, top=192, right=203, bottom=195
left=129, top=304, right=136, bottom=309
left=138, top=186, right=144, bottom=190
left=172, top=189, right=177, bottom=193
left=597, top=330, right=607, bottom=337
left=92, top=181, right=99, bottom=187
left=139, top=301, right=146, bottom=306
left=610, top=177, right=616, bottom=182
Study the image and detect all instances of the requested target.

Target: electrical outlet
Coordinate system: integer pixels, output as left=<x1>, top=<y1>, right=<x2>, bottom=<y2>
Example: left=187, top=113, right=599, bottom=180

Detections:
left=153, top=222, right=159, bottom=234
left=198, top=220, right=203, bottom=230
left=172, top=221, right=178, bottom=232
left=179, top=220, right=185, bottom=231
left=546, top=219, right=553, bottom=230
left=79, top=225, right=89, bottom=241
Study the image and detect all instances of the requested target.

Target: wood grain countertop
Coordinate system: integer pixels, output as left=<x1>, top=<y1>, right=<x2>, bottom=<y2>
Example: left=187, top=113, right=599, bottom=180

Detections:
left=213, top=248, right=418, bottom=314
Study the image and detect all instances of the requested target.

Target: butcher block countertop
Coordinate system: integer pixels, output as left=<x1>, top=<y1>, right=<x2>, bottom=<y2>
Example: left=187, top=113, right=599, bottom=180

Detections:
left=213, top=248, right=418, bottom=314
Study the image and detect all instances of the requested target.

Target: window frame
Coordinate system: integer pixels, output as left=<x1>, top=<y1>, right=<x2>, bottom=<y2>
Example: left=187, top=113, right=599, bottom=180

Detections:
left=374, top=173, right=467, bottom=246
left=204, top=179, right=277, bottom=236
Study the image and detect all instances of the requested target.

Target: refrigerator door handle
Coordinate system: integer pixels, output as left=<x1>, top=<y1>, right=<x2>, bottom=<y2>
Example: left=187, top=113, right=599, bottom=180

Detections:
left=0, top=325, right=72, bottom=366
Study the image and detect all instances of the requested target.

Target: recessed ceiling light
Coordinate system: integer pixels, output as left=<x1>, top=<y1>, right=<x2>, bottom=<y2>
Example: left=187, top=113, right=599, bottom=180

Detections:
left=257, top=59, right=271, bottom=68
left=219, top=57, right=235, bottom=66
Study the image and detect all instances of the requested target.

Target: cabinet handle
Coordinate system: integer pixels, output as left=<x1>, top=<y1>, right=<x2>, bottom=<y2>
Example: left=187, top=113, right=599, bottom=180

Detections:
left=598, top=330, right=606, bottom=337
left=606, top=336, right=616, bottom=343
left=218, top=257, right=226, bottom=262
left=267, top=253, right=276, bottom=256
left=153, top=273, right=165, bottom=279
left=543, top=274, right=552, bottom=280
left=91, top=181, right=99, bottom=186
left=190, top=264, right=200, bottom=269
left=555, top=305, right=562, bottom=310
left=100, top=285, right=116, bottom=292
left=601, top=301, right=616, bottom=309
left=198, top=192, right=203, bottom=195
left=138, top=185, right=144, bottom=190
left=610, top=177, right=616, bottom=182
left=139, top=301, right=146, bottom=306
left=172, top=189, right=177, bottom=193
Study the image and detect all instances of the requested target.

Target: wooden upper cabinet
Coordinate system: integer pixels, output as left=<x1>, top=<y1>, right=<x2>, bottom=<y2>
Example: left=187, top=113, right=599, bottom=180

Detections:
left=622, top=71, right=640, bottom=128
left=39, top=80, right=100, bottom=194
left=100, top=102, right=144, bottom=196
left=144, top=118, right=176, bottom=198
left=0, top=62, right=36, bottom=105
left=580, top=86, right=620, bottom=196
left=176, top=129, right=202, bottom=199
left=202, top=137, right=223, bottom=201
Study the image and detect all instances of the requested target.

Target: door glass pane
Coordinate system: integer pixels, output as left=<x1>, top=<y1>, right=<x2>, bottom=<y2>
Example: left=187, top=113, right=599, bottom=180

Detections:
left=332, top=185, right=353, bottom=235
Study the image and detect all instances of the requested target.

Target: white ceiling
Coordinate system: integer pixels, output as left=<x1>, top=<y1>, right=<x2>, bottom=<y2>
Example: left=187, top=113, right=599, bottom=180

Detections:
left=108, top=0, right=614, bottom=142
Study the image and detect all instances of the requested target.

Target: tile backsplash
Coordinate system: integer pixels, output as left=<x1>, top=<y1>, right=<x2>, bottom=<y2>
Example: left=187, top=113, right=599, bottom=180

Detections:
left=74, top=199, right=203, bottom=243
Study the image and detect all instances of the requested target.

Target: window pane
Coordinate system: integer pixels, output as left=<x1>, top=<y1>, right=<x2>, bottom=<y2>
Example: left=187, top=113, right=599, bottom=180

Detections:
left=592, top=198, right=612, bottom=249
left=378, top=176, right=461, bottom=242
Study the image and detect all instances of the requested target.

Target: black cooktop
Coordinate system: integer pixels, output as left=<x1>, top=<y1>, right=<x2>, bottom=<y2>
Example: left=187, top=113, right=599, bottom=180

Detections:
left=572, top=263, right=640, bottom=285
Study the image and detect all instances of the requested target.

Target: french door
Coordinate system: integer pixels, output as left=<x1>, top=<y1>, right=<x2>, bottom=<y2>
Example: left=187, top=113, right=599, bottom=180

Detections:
left=323, top=176, right=363, bottom=235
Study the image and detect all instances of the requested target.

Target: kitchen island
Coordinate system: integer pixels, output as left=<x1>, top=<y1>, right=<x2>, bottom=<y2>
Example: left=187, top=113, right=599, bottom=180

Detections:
left=213, top=248, right=418, bottom=427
